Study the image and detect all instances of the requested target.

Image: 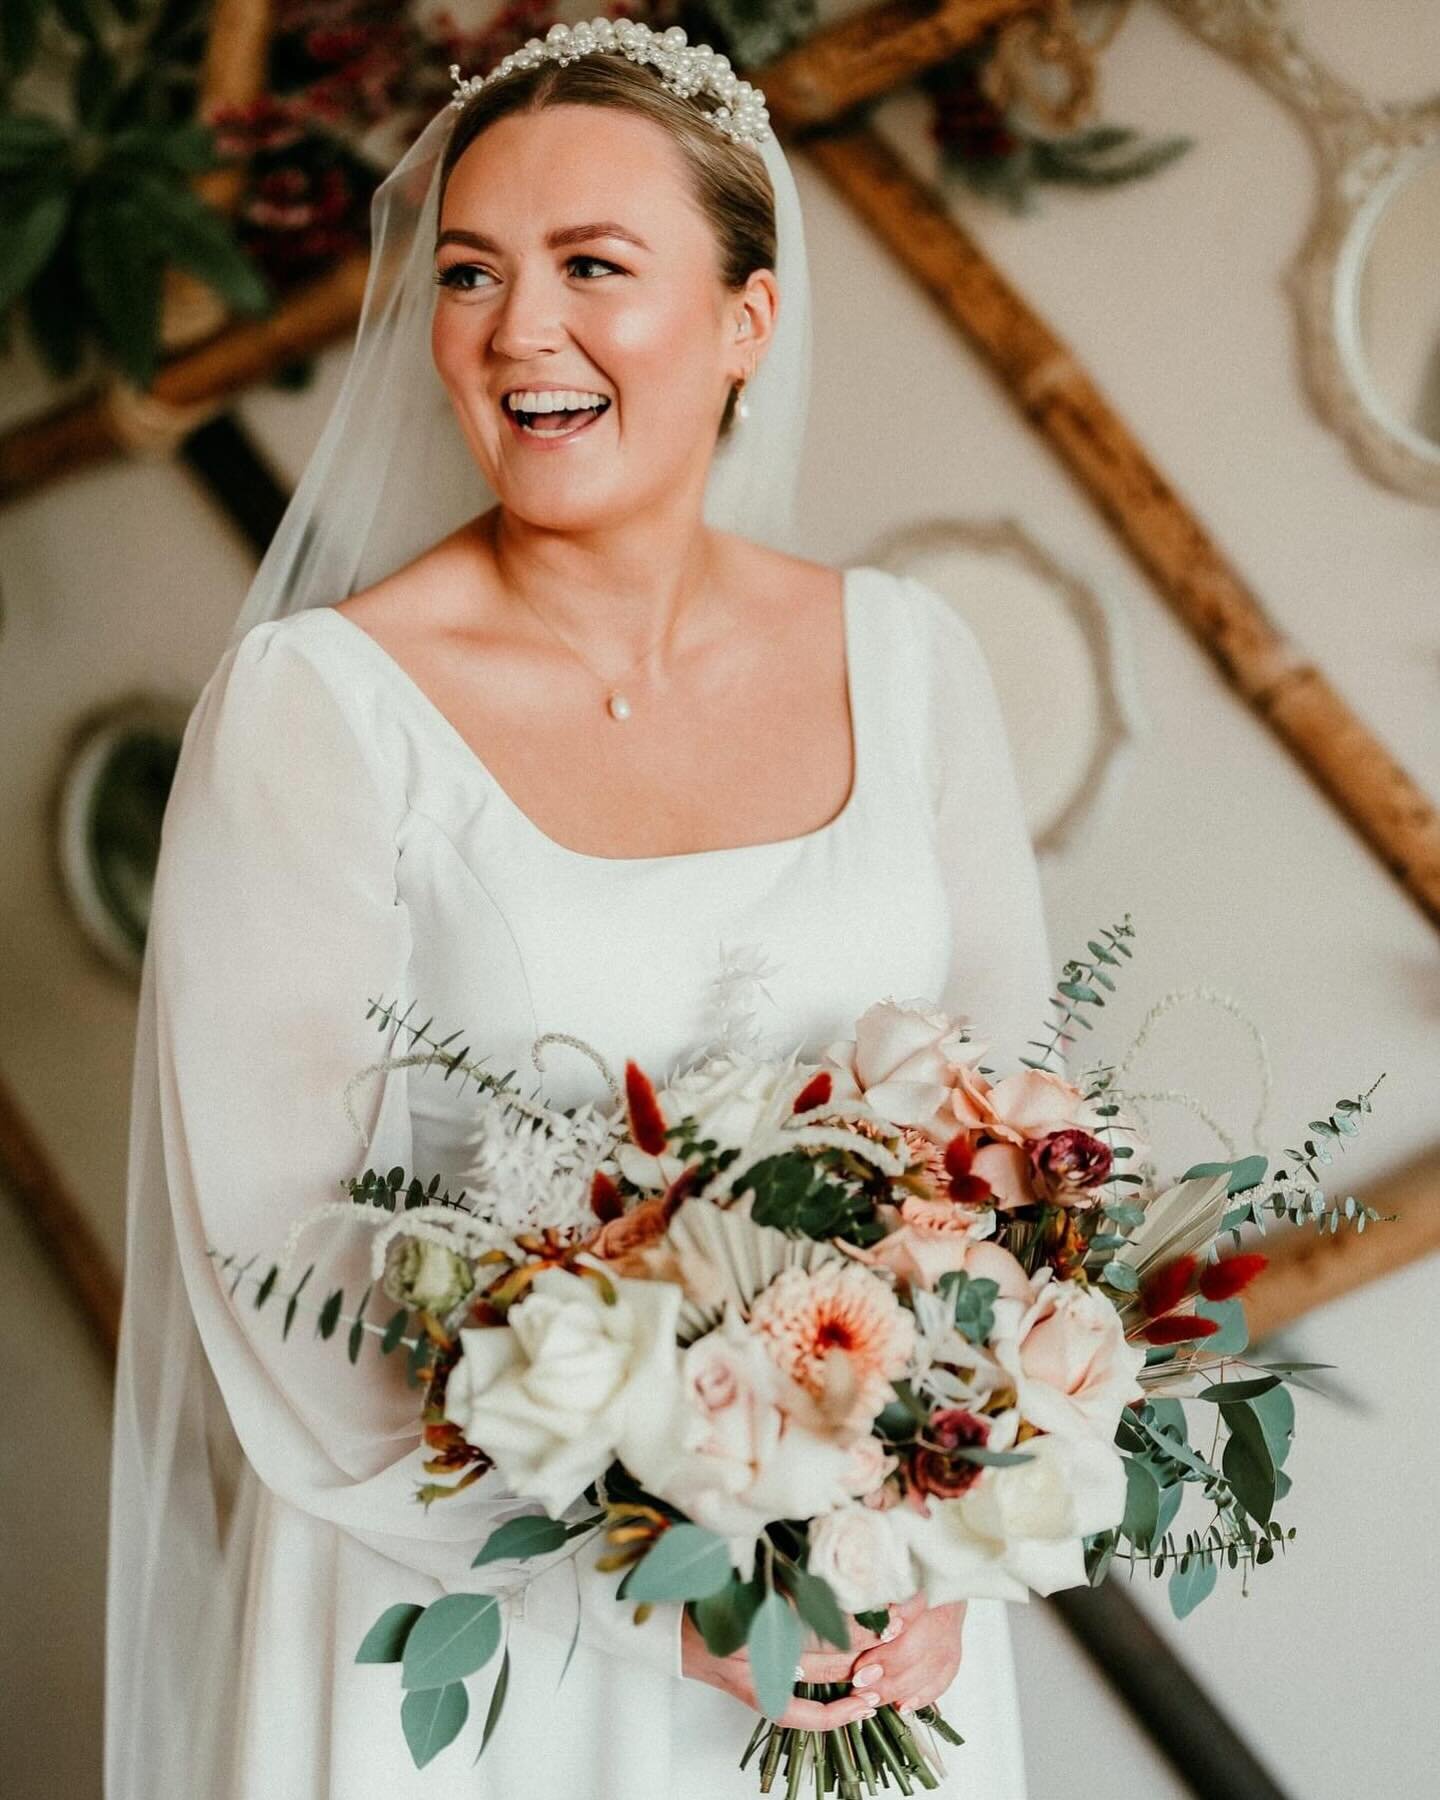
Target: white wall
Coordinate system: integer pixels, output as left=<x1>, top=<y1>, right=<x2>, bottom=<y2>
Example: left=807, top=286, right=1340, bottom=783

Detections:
left=2, top=3, right=1436, bottom=1795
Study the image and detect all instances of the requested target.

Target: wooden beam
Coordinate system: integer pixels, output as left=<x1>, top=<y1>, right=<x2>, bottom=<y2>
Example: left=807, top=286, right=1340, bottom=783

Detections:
left=1243, top=1141, right=1440, bottom=1341
left=0, top=254, right=369, bottom=500
left=0, top=1069, right=119, bottom=1366
left=1050, top=1580, right=1292, bottom=1800
left=760, top=0, right=1031, bottom=129
left=790, top=121, right=1440, bottom=933
left=160, top=0, right=275, bottom=352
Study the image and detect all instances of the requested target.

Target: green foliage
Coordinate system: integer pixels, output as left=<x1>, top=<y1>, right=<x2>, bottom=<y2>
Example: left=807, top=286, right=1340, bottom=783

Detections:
left=209, top=1249, right=424, bottom=1371
left=733, top=1149, right=883, bottom=1244
left=1020, top=915, right=1135, bottom=1071
left=624, top=1523, right=733, bottom=1603
left=471, top=1514, right=570, bottom=1567
left=690, top=1573, right=764, bottom=1658
left=365, top=995, right=520, bottom=1101
left=779, top=1563, right=849, bottom=1652
left=354, top=1603, right=424, bottom=1665
left=747, top=1590, right=803, bottom=1722
left=1213, top=1076, right=1390, bottom=1243
left=935, top=1270, right=998, bottom=1345
left=0, top=0, right=272, bottom=386
left=400, top=1680, right=468, bottom=1770
left=400, top=1593, right=502, bottom=1690
left=473, top=1645, right=509, bottom=1767
left=1181, top=1154, right=1269, bottom=1196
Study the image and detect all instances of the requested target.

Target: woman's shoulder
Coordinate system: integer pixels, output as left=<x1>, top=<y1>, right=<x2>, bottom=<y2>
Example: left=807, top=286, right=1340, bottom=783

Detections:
left=193, top=606, right=404, bottom=803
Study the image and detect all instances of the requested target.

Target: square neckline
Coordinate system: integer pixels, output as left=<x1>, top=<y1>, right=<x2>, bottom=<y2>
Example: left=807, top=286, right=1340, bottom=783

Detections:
left=314, top=565, right=872, bottom=868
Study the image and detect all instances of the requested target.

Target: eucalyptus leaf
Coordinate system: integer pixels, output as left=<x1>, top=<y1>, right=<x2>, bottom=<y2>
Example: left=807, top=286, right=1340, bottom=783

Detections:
left=1194, top=1296, right=1248, bottom=1356
left=1121, top=1457, right=1162, bottom=1550
left=785, top=1567, right=849, bottom=1651
left=472, top=1514, right=569, bottom=1567
left=692, top=1576, right=763, bottom=1658
left=1221, top=1403, right=1275, bottom=1526
left=1250, top=1382, right=1296, bottom=1471
left=747, top=1591, right=803, bottom=1722
left=1179, top=1154, right=1267, bottom=1195
left=354, top=1602, right=423, bottom=1664
left=1193, top=1376, right=1280, bottom=1404
left=1169, top=1553, right=1217, bottom=1619
left=401, top=1593, right=501, bottom=1691
left=401, top=1680, right=468, bottom=1769
left=625, top=1523, right=733, bottom=1603
left=473, top=1645, right=509, bottom=1765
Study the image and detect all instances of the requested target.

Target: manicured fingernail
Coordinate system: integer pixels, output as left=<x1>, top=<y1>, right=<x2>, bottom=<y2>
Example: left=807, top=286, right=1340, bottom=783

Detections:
left=881, top=1622, right=902, bottom=1642
left=853, top=1664, right=882, bottom=1688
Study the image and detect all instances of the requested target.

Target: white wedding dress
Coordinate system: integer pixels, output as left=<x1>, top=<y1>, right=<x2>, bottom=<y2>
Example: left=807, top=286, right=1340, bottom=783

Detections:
left=145, top=562, right=1050, bottom=1799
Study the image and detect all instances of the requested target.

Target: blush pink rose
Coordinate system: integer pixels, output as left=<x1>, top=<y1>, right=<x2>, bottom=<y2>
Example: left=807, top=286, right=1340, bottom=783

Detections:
left=1004, top=1273, right=1146, bottom=1439
left=822, top=999, right=986, bottom=1140
left=949, top=1067, right=1099, bottom=1143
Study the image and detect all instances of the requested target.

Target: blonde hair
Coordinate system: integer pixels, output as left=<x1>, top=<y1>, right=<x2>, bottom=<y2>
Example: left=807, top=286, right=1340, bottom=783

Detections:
left=437, top=53, right=777, bottom=439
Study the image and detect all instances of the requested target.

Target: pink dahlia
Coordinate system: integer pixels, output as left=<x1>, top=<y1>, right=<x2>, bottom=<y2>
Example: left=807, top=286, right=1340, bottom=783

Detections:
left=749, top=1264, right=916, bottom=1434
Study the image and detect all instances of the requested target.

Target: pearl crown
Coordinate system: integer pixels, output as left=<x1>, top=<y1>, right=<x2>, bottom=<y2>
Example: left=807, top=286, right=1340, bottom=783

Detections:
left=449, top=17, right=771, bottom=146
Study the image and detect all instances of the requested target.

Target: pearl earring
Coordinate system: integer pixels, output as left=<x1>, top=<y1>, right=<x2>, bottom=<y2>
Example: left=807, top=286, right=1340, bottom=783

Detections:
left=734, top=356, right=754, bottom=423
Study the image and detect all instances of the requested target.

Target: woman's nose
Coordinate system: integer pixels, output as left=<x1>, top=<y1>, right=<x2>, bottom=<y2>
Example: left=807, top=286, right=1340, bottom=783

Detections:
left=487, top=265, right=568, bottom=358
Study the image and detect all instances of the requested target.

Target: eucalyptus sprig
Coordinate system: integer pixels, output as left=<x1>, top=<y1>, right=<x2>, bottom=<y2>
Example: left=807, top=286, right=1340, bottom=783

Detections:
left=1018, top=913, right=1135, bottom=1075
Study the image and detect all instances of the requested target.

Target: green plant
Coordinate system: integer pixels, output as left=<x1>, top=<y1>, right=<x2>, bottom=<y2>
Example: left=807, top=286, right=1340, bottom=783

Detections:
left=0, top=0, right=271, bottom=385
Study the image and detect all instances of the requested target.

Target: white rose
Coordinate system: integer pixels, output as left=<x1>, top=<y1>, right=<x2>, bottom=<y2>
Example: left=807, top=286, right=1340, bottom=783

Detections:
left=998, top=1272, right=1146, bottom=1441
left=614, top=1053, right=799, bottom=1191
left=807, top=1504, right=920, bottom=1613
left=443, top=1265, right=683, bottom=1517
left=903, top=1431, right=1127, bottom=1604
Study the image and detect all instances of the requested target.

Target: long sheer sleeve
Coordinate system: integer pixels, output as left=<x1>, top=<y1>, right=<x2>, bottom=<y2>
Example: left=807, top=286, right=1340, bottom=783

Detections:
left=903, top=575, right=1062, bottom=1077
left=149, top=618, right=680, bottom=1675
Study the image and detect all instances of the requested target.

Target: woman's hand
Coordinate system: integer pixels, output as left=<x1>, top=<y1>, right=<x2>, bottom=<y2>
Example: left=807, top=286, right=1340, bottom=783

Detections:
left=678, top=1593, right=927, bottom=1729
left=846, top=1596, right=967, bottom=1712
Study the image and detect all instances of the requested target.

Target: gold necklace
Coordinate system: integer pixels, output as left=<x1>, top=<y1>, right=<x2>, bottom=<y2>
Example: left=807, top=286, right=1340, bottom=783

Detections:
left=510, top=582, right=694, bottom=722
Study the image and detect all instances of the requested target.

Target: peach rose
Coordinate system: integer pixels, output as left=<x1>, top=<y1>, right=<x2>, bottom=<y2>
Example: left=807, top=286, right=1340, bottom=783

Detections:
left=846, top=1207, right=1035, bottom=1300
left=949, top=1067, right=1101, bottom=1143
left=822, top=999, right=986, bottom=1140
left=1001, top=1271, right=1145, bottom=1440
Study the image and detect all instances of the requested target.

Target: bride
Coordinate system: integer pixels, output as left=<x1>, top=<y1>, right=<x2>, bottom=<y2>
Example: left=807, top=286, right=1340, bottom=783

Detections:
left=105, top=19, right=1051, bottom=1798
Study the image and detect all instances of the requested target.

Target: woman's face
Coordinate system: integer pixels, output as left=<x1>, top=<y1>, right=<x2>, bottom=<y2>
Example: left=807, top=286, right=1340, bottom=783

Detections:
left=431, top=102, right=775, bottom=531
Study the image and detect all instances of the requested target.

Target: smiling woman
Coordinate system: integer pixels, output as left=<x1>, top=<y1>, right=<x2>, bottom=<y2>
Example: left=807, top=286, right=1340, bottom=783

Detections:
left=434, top=50, right=779, bottom=449
left=107, top=20, right=1044, bottom=1800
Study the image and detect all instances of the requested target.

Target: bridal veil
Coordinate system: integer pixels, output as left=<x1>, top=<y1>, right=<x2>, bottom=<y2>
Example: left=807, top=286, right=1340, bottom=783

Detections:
left=105, top=65, right=817, bottom=1799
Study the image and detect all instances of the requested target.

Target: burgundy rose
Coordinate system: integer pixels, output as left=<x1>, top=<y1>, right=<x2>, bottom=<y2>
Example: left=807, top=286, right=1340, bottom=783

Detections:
left=1029, top=1128, right=1113, bottom=1203
left=908, top=1408, right=991, bottom=1499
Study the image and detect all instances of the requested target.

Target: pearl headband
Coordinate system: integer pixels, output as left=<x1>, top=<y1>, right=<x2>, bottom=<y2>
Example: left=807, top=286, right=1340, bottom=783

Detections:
left=449, top=17, right=772, bottom=147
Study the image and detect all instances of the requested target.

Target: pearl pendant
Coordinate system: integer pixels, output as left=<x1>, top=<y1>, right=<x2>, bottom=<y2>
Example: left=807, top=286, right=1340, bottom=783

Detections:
left=606, top=691, right=632, bottom=721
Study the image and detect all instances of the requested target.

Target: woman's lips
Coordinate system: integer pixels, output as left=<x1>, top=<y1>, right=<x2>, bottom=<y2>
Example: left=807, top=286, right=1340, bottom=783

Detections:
left=501, top=401, right=610, bottom=449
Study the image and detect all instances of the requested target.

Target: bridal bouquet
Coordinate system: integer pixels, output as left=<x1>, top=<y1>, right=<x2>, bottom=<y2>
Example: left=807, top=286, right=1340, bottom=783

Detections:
left=212, top=916, right=1388, bottom=1793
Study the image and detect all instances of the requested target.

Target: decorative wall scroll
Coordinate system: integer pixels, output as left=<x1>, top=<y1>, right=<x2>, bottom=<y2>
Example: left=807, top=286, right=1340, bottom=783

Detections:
left=861, top=516, right=1148, bottom=861
left=52, top=695, right=189, bottom=979
left=1165, top=0, right=1440, bottom=502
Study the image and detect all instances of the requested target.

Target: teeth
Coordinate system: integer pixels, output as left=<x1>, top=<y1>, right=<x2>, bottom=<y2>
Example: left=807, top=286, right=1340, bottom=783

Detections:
left=505, top=389, right=609, bottom=414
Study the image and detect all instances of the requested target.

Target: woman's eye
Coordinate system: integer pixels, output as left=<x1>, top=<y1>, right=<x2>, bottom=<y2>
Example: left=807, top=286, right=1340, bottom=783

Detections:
left=434, top=264, right=494, bottom=292
left=433, top=255, right=623, bottom=293
left=568, top=254, right=622, bottom=278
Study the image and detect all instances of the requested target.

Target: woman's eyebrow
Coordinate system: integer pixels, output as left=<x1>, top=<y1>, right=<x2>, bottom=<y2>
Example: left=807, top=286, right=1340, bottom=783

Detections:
left=435, top=222, right=653, bottom=253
